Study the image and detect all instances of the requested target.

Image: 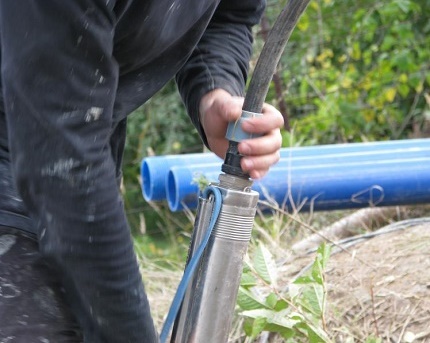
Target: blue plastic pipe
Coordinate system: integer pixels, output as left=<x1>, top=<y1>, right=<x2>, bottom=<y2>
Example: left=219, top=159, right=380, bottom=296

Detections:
left=141, top=153, right=222, bottom=201
left=167, top=165, right=220, bottom=211
left=141, top=139, right=430, bottom=202
left=167, top=156, right=430, bottom=212
left=253, top=157, right=430, bottom=211
left=166, top=141, right=430, bottom=211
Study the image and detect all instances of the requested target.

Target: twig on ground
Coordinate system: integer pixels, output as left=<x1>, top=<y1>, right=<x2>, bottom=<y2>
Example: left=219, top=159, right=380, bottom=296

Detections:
left=369, top=281, right=381, bottom=338
left=263, top=203, right=377, bottom=270
left=291, top=207, right=399, bottom=254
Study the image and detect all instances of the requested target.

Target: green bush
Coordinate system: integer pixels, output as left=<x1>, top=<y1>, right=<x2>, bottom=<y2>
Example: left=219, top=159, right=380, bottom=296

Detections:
left=264, top=0, right=430, bottom=145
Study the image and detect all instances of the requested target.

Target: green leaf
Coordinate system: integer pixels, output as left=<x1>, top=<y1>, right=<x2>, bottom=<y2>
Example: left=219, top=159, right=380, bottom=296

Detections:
left=311, top=265, right=324, bottom=285
left=396, top=0, right=411, bottom=13
left=250, top=317, right=267, bottom=339
left=294, top=274, right=315, bottom=285
left=300, top=78, right=309, bottom=98
left=398, top=83, right=410, bottom=98
left=310, top=243, right=331, bottom=285
left=351, top=41, right=361, bottom=60
left=253, top=243, right=278, bottom=286
left=365, top=336, right=382, bottom=343
left=241, top=308, right=299, bottom=329
left=241, top=272, right=257, bottom=288
left=381, top=35, right=396, bottom=51
left=274, top=298, right=289, bottom=311
left=265, top=292, right=278, bottom=309
left=237, top=287, right=270, bottom=311
left=392, top=50, right=415, bottom=72
left=317, top=243, right=331, bottom=270
left=298, top=284, right=325, bottom=317
left=408, top=74, right=421, bottom=89
left=243, top=317, right=254, bottom=337
left=241, top=311, right=295, bottom=340
left=265, top=323, right=295, bottom=340
left=297, top=12, right=310, bottom=32
left=296, top=321, right=332, bottom=343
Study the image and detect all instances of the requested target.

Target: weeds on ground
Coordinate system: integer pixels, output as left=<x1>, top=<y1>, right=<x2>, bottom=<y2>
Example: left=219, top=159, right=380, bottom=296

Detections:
left=237, top=242, right=332, bottom=342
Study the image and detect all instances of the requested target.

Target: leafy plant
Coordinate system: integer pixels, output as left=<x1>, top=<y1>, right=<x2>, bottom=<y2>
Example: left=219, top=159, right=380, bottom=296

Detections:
left=261, top=0, right=430, bottom=145
left=238, top=242, right=332, bottom=342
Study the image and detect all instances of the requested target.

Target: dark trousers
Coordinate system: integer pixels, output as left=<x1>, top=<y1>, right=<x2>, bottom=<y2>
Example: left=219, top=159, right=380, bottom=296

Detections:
left=0, top=226, right=83, bottom=342
left=0, top=0, right=191, bottom=341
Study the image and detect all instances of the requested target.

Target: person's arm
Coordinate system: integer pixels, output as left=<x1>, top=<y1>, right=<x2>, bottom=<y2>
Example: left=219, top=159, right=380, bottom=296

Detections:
left=176, top=0, right=284, bottom=179
left=177, top=0, right=264, bottom=143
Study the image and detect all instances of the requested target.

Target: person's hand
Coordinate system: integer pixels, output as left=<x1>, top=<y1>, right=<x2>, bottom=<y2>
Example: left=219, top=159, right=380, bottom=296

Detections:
left=199, top=88, right=284, bottom=179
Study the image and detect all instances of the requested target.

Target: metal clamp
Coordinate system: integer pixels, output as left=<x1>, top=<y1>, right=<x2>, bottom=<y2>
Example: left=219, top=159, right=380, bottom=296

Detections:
left=225, top=110, right=263, bottom=142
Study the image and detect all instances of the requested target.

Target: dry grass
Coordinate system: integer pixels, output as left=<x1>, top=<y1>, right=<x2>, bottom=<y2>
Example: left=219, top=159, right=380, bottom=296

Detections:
left=143, top=266, right=182, bottom=331
left=324, top=224, right=430, bottom=342
left=137, top=204, right=430, bottom=342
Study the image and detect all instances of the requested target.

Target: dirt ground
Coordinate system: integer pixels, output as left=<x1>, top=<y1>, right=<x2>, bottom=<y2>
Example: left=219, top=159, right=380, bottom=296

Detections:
left=322, top=220, right=430, bottom=342
left=144, top=215, right=430, bottom=342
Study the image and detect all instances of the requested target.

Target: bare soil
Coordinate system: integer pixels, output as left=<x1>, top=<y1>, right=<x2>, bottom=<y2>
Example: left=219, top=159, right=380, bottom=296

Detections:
left=323, top=222, right=430, bottom=342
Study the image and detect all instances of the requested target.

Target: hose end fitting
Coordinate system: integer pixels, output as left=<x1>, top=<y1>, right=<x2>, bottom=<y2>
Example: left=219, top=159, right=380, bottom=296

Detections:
left=221, top=141, right=249, bottom=178
left=222, top=110, right=263, bottom=178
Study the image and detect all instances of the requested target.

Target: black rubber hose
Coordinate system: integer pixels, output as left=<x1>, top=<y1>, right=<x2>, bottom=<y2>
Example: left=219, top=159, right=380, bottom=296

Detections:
left=243, top=0, right=311, bottom=113
left=222, top=0, right=311, bottom=177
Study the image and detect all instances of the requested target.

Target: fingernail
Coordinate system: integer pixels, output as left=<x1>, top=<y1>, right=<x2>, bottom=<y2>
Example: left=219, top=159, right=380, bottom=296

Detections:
left=252, top=171, right=261, bottom=180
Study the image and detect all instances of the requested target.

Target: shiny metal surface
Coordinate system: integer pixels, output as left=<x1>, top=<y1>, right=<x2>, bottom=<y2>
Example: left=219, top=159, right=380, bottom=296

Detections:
left=172, top=176, right=259, bottom=342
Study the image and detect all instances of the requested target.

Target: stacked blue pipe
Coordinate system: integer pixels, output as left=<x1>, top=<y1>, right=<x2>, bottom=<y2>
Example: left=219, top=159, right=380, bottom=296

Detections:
left=141, top=139, right=430, bottom=212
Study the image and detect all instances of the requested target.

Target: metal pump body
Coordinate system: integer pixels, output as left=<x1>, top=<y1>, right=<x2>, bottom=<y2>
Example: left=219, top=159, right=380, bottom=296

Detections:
left=171, top=174, right=259, bottom=342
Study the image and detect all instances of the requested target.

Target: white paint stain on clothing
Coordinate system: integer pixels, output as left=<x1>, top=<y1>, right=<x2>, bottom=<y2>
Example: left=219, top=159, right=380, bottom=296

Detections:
left=33, top=287, right=62, bottom=318
left=85, top=107, right=103, bottom=122
left=41, top=158, right=78, bottom=179
left=0, top=277, right=21, bottom=299
left=0, top=235, right=17, bottom=256
left=40, top=227, right=46, bottom=240
left=167, top=1, right=181, bottom=13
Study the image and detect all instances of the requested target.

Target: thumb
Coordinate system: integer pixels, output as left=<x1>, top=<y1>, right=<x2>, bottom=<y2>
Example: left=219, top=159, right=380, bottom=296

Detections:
left=199, top=89, right=243, bottom=124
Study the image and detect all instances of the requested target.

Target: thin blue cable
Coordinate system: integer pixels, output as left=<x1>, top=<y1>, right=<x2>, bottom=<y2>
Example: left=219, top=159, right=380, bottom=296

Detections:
left=159, top=185, right=223, bottom=343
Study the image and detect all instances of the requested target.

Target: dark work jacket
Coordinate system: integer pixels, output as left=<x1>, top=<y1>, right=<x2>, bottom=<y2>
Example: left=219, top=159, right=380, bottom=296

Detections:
left=0, top=0, right=265, bottom=342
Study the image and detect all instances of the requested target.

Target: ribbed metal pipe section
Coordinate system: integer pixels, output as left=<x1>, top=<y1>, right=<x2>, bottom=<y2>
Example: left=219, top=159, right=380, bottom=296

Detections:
left=212, top=209, right=255, bottom=241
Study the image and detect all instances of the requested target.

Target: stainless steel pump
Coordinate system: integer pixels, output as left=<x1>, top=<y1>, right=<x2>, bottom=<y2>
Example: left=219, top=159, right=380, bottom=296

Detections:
left=171, top=174, right=259, bottom=342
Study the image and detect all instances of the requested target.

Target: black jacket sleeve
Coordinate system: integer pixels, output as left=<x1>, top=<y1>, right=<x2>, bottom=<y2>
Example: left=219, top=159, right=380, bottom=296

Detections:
left=176, top=0, right=266, bottom=148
